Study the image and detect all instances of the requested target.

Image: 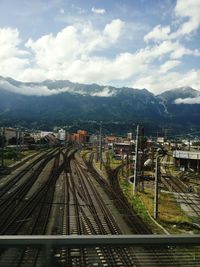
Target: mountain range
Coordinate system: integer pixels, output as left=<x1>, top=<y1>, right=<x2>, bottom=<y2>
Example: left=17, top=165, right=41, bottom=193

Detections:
left=0, top=76, right=200, bottom=135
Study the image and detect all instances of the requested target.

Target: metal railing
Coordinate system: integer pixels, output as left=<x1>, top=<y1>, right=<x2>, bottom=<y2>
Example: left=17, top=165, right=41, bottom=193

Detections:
left=0, top=234, right=200, bottom=246
left=0, top=235, right=199, bottom=266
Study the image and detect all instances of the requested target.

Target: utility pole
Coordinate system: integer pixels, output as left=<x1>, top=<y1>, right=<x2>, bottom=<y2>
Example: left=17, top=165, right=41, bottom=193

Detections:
left=99, top=122, right=102, bottom=170
left=121, top=150, right=124, bottom=177
left=1, top=127, right=5, bottom=168
left=188, top=135, right=191, bottom=151
left=19, top=130, right=22, bottom=156
left=16, top=129, right=19, bottom=161
left=126, top=152, right=129, bottom=179
left=140, top=126, right=145, bottom=192
left=133, top=125, right=139, bottom=195
left=154, top=155, right=159, bottom=219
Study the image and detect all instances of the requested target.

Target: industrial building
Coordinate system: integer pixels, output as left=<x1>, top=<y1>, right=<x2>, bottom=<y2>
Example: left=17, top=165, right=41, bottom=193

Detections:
left=173, top=150, right=200, bottom=172
left=71, top=130, right=89, bottom=143
left=113, top=142, right=135, bottom=160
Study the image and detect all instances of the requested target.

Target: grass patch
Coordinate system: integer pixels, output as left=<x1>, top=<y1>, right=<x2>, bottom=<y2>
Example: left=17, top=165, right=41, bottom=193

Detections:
left=119, top=172, right=152, bottom=226
left=94, top=160, right=108, bottom=179
left=21, top=150, right=36, bottom=157
left=80, top=150, right=90, bottom=161
left=107, top=152, right=123, bottom=170
left=1, top=149, right=37, bottom=167
left=139, top=189, right=191, bottom=225
left=4, top=159, right=14, bottom=166
left=118, top=168, right=195, bottom=233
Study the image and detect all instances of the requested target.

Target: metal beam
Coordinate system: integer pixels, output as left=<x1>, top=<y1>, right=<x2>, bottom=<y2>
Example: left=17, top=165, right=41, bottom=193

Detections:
left=0, top=235, right=200, bottom=247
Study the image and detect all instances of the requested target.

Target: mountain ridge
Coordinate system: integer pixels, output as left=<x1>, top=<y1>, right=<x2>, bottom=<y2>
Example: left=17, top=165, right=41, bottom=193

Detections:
left=0, top=76, right=199, bottom=99
left=0, top=76, right=200, bottom=134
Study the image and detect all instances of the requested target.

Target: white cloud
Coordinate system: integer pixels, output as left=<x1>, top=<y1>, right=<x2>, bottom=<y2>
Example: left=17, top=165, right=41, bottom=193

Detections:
left=175, top=96, right=200, bottom=104
left=24, top=40, right=181, bottom=85
left=26, top=26, right=81, bottom=69
left=170, top=43, right=200, bottom=59
left=91, top=87, right=115, bottom=97
left=133, top=69, right=200, bottom=94
left=22, top=20, right=125, bottom=82
left=174, top=0, right=200, bottom=37
left=103, top=19, right=125, bottom=43
left=0, top=22, right=197, bottom=92
left=144, top=25, right=171, bottom=43
left=0, top=28, right=29, bottom=78
left=91, top=7, right=106, bottom=14
left=144, top=0, right=200, bottom=43
left=0, top=78, right=72, bottom=96
left=0, top=4, right=199, bottom=96
left=0, top=77, right=116, bottom=97
left=25, top=19, right=124, bottom=67
left=160, top=60, right=181, bottom=73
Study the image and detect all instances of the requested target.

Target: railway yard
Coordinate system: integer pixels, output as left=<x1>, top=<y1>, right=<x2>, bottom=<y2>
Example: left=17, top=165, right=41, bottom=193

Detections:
left=0, top=146, right=199, bottom=266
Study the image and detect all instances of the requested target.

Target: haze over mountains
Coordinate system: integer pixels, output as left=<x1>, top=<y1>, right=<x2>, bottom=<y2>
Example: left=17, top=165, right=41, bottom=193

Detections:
left=0, top=76, right=200, bottom=134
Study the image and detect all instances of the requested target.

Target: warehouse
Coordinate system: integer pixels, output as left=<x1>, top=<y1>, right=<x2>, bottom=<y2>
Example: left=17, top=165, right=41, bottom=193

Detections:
left=173, top=150, right=200, bottom=172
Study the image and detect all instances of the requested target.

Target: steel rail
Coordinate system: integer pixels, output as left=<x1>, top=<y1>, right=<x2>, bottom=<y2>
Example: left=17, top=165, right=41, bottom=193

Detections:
left=73, top=156, right=136, bottom=266
left=162, top=165, right=200, bottom=217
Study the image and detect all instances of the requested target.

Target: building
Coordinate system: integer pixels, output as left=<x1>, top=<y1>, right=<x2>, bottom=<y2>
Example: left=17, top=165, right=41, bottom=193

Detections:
left=89, top=134, right=98, bottom=144
left=71, top=130, right=89, bottom=143
left=157, top=137, right=165, bottom=144
left=4, top=128, right=16, bottom=141
left=113, top=142, right=135, bottom=160
left=173, top=150, right=200, bottom=172
left=58, top=129, right=66, bottom=141
left=127, top=132, right=133, bottom=140
left=30, top=132, right=41, bottom=142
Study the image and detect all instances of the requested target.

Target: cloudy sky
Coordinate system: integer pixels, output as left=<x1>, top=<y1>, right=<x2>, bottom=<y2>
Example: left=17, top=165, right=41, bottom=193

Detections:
left=0, top=0, right=199, bottom=94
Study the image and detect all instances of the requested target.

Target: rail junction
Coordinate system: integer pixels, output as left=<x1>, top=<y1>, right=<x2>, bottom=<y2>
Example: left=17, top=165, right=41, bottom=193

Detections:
left=0, top=147, right=199, bottom=266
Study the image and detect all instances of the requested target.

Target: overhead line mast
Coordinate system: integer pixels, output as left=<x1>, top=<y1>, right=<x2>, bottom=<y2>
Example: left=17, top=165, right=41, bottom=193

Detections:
left=133, top=125, right=139, bottom=195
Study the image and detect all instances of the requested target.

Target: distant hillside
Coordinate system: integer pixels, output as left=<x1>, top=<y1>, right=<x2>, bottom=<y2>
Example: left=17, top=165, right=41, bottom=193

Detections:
left=0, top=76, right=200, bottom=134
left=157, top=87, right=200, bottom=103
left=158, top=87, right=200, bottom=127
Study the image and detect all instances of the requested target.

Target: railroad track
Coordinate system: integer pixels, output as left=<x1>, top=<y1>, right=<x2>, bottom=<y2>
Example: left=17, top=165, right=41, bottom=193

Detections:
left=161, top=164, right=200, bottom=218
left=0, top=148, right=198, bottom=266
left=0, top=151, right=59, bottom=233
left=0, top=148, right=56, bottom=198
left=81, top=151, right=189, bottom=266
left=0, top=149, right=65, bottom=266
left=84, top=152, right=152, bottom=234
left=52, top=152, right=137, bottom=266
left=14, top=152, right=64, bottom=266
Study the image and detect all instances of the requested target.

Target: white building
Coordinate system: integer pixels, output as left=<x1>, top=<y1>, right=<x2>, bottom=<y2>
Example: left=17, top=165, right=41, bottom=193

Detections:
left=58, top=129, right=66, bottom=141
left=127, top=132, right=133, bottom=140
